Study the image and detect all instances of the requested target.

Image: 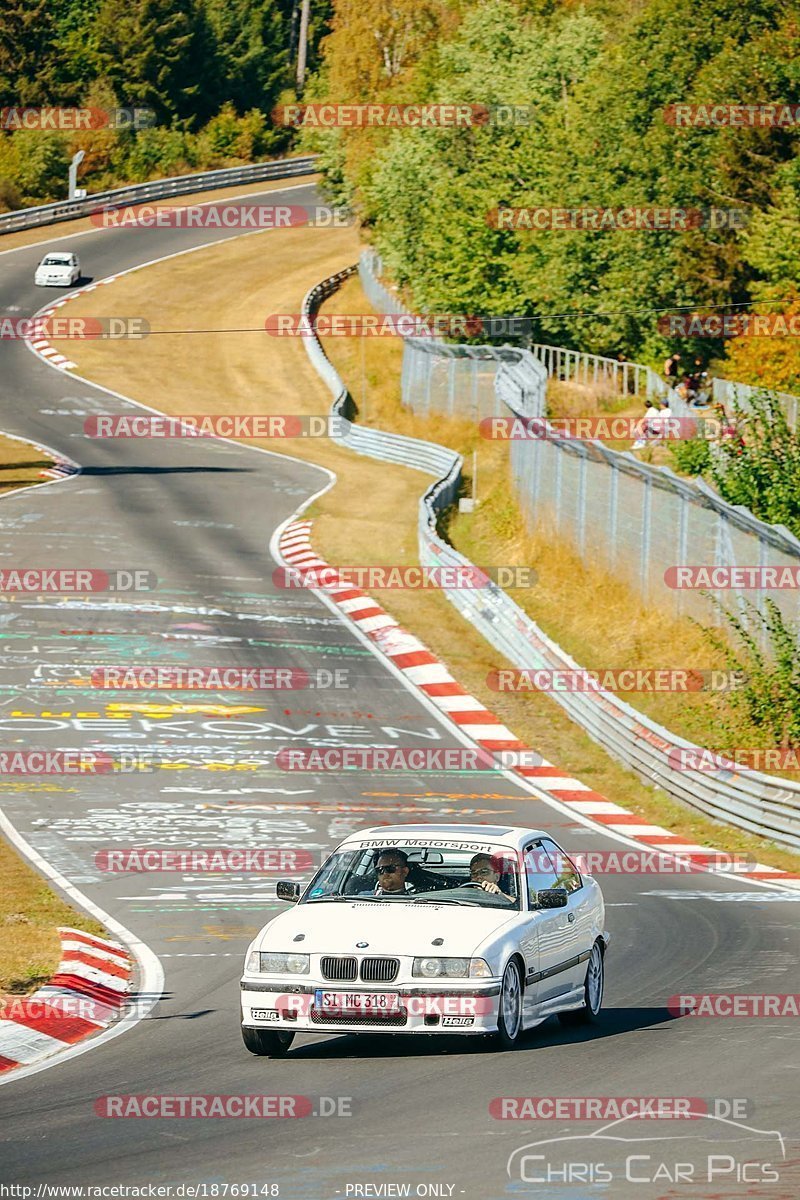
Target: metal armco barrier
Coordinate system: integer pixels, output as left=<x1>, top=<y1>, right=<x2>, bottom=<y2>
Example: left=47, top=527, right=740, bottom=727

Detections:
left=302, top=264, right=800, bottom=850
left=0, top=156, right=318, bottom=234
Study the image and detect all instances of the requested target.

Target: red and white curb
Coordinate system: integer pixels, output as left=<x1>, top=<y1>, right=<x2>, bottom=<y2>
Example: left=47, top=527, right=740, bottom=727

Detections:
left=279, top=520, right=800, bottom=890
left=0, top=927, right=133, bottom=1073
left=25, top=277, right=121, bottom=372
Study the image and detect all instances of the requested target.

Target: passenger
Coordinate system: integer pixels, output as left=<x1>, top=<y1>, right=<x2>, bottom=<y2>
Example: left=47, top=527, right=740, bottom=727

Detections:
left=469, top=853, right=514, bottom=903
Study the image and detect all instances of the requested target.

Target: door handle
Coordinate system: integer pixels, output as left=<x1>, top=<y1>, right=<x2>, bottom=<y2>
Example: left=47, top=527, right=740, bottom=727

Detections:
left=567, top=913, right=575, bottom=923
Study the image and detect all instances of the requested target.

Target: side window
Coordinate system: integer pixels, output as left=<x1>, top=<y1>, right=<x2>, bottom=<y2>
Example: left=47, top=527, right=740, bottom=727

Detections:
left=523, top=843, right=558, bottom=907
left=541, top=838, right=582, bottom=894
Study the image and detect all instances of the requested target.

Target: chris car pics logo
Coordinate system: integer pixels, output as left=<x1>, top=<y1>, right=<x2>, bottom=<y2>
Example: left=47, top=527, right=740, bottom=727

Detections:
left=506, top=1113, right=785, bottom=1187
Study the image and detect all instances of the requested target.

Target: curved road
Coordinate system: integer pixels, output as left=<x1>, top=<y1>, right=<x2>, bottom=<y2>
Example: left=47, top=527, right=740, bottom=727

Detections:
left=0, top=185, right=798, bottom=1199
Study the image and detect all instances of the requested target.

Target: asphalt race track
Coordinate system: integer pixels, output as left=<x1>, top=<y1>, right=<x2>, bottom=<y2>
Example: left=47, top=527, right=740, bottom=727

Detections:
left=0, top=183, right=798, bottom=1199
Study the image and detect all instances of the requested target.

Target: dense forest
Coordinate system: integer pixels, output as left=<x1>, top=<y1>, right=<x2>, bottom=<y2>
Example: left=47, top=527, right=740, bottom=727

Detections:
left=2, top=0, right=799, bottom=383
left=0, top=0, right=330, bottom=205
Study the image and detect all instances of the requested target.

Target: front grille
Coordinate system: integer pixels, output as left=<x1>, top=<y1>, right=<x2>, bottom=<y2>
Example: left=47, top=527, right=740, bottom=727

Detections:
left=360, top=957, right=399, bottom=983
left=310, top=1008, right=407, bottom=1027
left=321, top=955, right=358, bottom=981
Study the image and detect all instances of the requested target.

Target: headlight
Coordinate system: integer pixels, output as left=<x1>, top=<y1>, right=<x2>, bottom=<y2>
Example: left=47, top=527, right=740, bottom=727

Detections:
left=412, top=957, right=471, bottom=978
left=246, top=951, right=309, bottom=974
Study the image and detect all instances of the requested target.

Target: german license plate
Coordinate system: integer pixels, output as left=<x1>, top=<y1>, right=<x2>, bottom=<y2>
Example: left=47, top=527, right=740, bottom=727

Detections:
left=315, top=990, right=400, bottom=1012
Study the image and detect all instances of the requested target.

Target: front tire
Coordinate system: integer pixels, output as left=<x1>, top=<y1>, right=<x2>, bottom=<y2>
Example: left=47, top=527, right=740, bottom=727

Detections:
left=492, top=959, right=523, bottom=1049
left=559, top=942, right=604, bottom=1027
left=241, top=1025, right=295, bottom=1057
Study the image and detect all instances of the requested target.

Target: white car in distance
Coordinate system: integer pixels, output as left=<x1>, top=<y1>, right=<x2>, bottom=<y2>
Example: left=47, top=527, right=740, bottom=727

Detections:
left=240, top=823, right=609, bottom=1056
left=34, top=251, right=81, bottom=287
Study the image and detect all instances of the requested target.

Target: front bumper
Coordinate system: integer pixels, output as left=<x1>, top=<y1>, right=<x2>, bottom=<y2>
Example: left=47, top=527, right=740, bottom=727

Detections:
left=240, top=979, right=502, bottom=1035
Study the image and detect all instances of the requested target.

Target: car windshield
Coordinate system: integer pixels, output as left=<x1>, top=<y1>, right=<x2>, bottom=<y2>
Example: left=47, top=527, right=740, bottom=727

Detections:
left=41, top=256, right=71, bottom=265
left=302, top=843, right=521, bottom=909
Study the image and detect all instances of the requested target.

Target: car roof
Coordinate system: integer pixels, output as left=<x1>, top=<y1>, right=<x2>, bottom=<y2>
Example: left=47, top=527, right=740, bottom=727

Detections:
left=336, top=823, right=548, bottom=849
left=42, top=252, right=73, bottom=260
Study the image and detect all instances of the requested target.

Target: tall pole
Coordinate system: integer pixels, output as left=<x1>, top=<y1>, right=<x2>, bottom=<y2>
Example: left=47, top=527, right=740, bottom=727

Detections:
left=296, top=0, right=311, bottom=90
left=68, top=150, right=85, bottom=200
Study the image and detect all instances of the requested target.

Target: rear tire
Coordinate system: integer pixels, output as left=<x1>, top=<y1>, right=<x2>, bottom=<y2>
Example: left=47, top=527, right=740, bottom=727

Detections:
left=559, top=942, right=604, bottom=1027
left=241, top=1025, right=295, bottom=1057
left=492, top=959, right=523, bottom=1049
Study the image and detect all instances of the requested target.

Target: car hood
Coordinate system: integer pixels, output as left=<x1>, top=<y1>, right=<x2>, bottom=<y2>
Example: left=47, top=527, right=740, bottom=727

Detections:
left=37, top=266, right=70, bottom=275
left=256, top=900, right=518, bottom=959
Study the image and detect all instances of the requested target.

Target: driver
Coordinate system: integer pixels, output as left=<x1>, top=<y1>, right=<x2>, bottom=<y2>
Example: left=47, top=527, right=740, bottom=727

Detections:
left=469, top=853, right=514, bottom=903
left=369, top=849, right=416, bottom=897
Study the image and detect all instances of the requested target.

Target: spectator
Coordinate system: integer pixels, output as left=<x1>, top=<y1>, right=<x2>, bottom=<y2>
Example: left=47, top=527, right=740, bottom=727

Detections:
left=675, top=376, right=692, bottom=403
left=664, top=353, right=681, bottom=381
left=631, top=399, right=660, bottom=450
left=657, top=398, right=675, bottom=440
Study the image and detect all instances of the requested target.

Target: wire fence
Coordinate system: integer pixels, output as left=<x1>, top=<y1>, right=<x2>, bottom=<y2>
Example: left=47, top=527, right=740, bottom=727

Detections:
left=359, top=249, right=800, bottom=630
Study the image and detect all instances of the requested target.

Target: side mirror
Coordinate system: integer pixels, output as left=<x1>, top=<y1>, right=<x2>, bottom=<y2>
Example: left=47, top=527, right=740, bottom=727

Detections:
left=535, top=888, right=568, bottom=909
left=276, top=880, right=301, bottom=903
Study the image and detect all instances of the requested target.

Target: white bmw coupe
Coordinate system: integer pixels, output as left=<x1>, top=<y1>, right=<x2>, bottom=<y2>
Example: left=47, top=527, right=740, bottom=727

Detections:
left=240, top=823, right=609, bottom=1055
left=34, top=251, right=81, bottom=287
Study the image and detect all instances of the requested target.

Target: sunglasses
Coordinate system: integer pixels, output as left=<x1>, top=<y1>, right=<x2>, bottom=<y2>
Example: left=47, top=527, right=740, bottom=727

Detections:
left=376, top=864, right=402, bottom=874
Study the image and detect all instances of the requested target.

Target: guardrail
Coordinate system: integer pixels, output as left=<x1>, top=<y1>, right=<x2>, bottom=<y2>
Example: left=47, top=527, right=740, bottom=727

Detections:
left=0, top=156, right=318, bottom=234
left=302, top=264, right=800, bottom=851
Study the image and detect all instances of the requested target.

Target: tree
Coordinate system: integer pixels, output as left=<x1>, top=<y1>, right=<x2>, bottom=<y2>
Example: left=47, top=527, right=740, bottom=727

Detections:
left=205, top=0, right=290, bottom=114
left=0, top=0, right=59, bottom=106
left=93, top=0, right=224, bottom=127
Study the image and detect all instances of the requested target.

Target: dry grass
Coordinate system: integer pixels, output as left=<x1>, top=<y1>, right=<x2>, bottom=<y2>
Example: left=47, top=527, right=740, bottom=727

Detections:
left=0, top=434, right=56, bottom=493
left=0, top=829, right=105, bottom=995
left=45, top=237, right=799, bottom=873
